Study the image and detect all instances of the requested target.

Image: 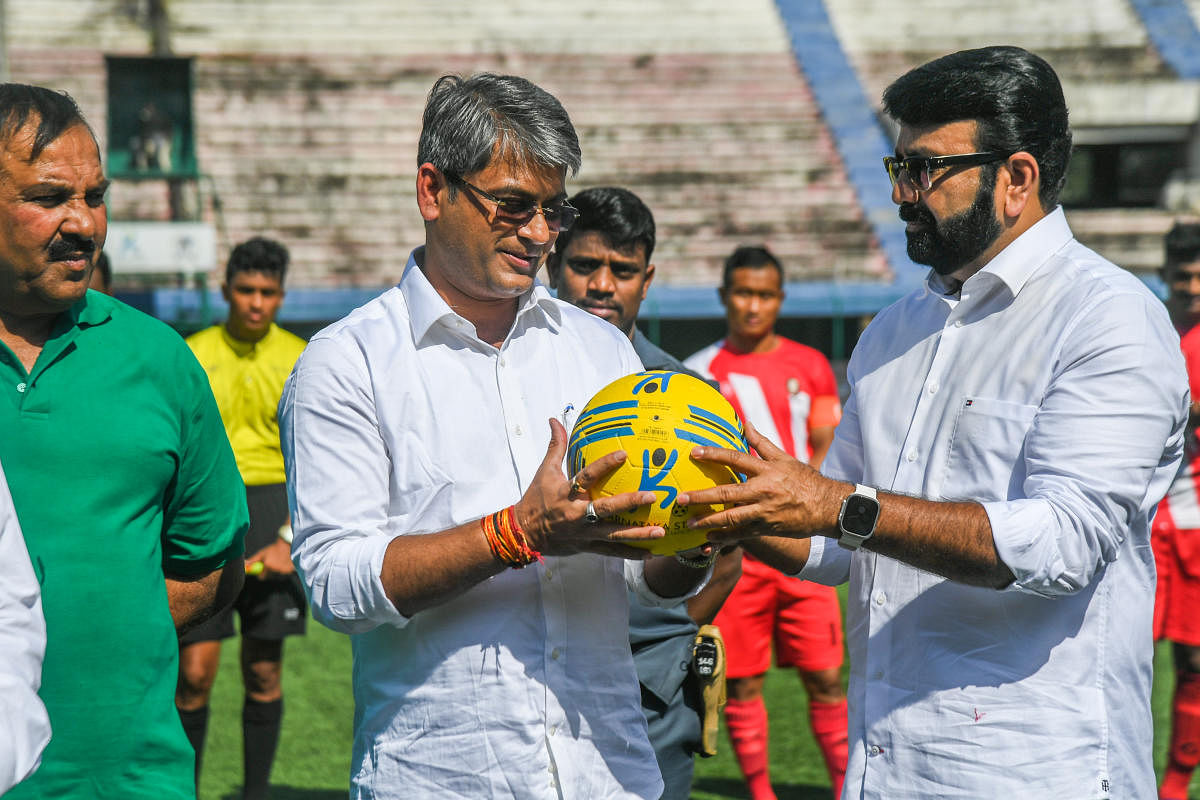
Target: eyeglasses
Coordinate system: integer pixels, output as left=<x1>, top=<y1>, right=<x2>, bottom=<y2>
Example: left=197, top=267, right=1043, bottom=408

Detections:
left=883, top=152, right=1010, bottom=192
left=445, top=173, right=579, bottom=232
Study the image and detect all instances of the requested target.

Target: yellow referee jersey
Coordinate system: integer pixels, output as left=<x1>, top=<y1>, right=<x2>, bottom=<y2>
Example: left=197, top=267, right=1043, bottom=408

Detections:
left=186, top=323, right=306, bottom=486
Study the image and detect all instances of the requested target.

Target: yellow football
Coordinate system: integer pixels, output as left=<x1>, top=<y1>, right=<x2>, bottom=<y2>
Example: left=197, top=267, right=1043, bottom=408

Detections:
left=567, top=370, right=748, bottom=555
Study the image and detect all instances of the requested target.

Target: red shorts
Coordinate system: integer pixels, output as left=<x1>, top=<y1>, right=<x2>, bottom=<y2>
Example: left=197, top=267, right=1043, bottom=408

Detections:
left=714, top=554, right=844, bottom=678
left=1153, top=499, right=1200, bottom=646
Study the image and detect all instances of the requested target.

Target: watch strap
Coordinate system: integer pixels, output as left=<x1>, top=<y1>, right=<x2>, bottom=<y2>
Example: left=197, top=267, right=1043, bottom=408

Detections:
left=837, top=484, right=879, bottom=551
left=852, top=484, right=877, bottom=500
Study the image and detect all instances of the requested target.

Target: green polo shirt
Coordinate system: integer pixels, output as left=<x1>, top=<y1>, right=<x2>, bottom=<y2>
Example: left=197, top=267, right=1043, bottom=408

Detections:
left=0, top=290, right=247, bottom=799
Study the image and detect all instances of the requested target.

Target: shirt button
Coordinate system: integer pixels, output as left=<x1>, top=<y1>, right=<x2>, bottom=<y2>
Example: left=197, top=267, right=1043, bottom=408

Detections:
left=514, top=425, right=523, bottom=436
left=16, top=382, right=26, bottom=393
left=499, top=357, right=507, bottom=367
left=928, top=381, right=939, bottom=394
left=906, top=449, right=917, bottom=462
left=869, top=744, right=882, bottom=757
left=549, top=723, right=559, bottom=736
left=873, top=591, right=886, bottom=606
left=544, top=569, right=554, bottom=581
left=551, top=648, right=561, bottom=660
left=954, top=320, right=964, bottom=328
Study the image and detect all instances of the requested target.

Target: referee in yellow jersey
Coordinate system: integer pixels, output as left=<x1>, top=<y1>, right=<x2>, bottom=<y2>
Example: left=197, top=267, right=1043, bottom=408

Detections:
left=176, top=238, right=307, bottom=800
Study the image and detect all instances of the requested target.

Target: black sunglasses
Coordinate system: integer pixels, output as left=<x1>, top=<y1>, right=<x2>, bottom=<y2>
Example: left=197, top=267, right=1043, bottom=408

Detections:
left=883, top=152, right=1010, bottom=192
left=445, top=173, right=579, bottom=232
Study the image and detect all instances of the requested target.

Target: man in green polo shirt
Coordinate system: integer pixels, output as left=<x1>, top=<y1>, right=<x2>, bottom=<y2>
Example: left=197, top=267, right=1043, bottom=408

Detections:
left=0, top=84, right=248, bottom=798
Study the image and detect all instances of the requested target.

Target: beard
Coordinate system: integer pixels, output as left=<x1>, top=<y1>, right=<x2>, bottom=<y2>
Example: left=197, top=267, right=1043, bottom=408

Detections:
left=901, top=178, right=1003, bottom=276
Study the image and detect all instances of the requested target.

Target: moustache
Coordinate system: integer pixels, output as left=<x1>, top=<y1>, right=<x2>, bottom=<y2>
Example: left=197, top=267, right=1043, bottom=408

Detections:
left=899, top=203, right=935, bottom=226
left=48, top=237, right=96, bottom=262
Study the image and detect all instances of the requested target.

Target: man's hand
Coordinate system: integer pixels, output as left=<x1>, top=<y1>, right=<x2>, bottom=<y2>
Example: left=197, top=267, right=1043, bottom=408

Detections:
left=379, top=418, right=667, bottom=617
left=246, top=538, right=295, bottom=580
left=514, top=418, right=665, bottom=558
left=677, top=421, right=848, bottom=543
left=681, top=422, right=1009, bottom=587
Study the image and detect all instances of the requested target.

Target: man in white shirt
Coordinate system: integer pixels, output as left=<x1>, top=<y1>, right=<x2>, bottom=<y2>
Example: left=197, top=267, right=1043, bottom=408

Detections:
left=677, top=46, right=1189, bottom=798
left=279, top=73, right=713, bottom=799
left=0, top=458, right=50, bottom=795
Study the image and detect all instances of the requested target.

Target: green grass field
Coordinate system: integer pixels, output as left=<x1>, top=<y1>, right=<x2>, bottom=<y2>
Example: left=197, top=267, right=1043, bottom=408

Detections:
left=197, top=606, right=1195, bottom=800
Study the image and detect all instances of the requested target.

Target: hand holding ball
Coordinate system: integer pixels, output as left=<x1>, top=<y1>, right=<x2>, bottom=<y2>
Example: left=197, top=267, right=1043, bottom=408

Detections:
left=567, top=370, right=747, bottom=554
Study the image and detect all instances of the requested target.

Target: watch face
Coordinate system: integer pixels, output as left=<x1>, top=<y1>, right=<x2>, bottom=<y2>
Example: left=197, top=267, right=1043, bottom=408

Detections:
left=842, top=495, right=879, bottom=537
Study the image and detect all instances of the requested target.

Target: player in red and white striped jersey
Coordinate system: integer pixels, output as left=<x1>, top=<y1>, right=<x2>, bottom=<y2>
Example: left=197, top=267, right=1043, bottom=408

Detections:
left=684, top=246, right=847, bottom=800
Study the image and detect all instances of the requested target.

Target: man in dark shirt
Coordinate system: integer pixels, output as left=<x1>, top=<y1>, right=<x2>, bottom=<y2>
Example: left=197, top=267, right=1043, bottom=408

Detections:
left=547, top=186, right=741, bottom=799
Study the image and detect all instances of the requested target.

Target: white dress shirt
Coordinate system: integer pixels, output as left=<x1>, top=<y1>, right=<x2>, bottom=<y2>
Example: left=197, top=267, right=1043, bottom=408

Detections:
left=280, top=252, right=675, bottom=799
left=0, top=459, right=50, bottom=795
left=802, top=208, right=1188, bottom=799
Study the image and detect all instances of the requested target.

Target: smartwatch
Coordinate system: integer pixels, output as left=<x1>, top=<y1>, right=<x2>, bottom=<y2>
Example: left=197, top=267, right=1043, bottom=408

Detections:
left=837, top=484, right=880, bottom=551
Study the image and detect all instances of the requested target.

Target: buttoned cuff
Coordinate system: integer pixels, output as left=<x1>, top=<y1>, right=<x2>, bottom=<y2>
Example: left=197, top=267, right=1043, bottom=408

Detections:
left=798, top=534, right=852, bottom=585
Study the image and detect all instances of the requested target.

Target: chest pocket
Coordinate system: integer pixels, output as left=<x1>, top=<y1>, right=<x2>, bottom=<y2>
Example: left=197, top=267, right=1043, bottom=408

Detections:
left=942, top=396, right=1038, bottom=502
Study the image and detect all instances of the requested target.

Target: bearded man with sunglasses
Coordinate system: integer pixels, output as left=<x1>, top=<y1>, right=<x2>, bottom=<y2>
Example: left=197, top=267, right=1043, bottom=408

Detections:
left=279, top=73, right=713, bottom=799
left=675, top=46, right=1188, bottom=798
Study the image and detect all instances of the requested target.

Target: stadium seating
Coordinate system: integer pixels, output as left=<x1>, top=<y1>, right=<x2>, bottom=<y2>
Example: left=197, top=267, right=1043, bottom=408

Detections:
left=5, top=0, right=1197, bottom=302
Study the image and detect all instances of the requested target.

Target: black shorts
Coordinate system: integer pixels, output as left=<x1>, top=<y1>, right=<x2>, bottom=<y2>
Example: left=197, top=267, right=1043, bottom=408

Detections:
left=181, top=483, right=307, bottom=644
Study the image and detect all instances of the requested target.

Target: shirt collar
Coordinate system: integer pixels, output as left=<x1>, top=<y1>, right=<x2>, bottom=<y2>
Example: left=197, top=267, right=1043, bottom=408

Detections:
left=23, top=291, right=114, bottom=376
left=53, top=289, right=113, bottom=337
left=399, top=247, right=562, bottom=344
left=923, top=206, right=1073, bottom=300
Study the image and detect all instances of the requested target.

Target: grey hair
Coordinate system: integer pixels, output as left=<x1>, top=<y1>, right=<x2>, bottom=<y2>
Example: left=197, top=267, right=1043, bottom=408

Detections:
left=417, top=73, right=581, bottom=185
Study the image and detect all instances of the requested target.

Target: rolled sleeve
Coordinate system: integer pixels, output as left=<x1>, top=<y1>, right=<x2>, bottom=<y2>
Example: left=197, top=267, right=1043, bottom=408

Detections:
left=280, top=336, right=408, bottom=633
left=987, top=293, right=1187, bottom=596
left=292, top=520, right=406, bottom=633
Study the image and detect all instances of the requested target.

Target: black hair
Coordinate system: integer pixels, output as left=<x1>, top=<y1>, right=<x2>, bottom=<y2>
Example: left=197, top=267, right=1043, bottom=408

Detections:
left=0, top=83, right=93, bottom=160
left=552, top=186, right=656, bottom=265
left=225, top=237, right=289, bottom=285
left=1165, top=221, right=1200, bottom=268
left=722, top=245, right=783, bottom=290
left=882, top=46, right=1072, bottom=210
